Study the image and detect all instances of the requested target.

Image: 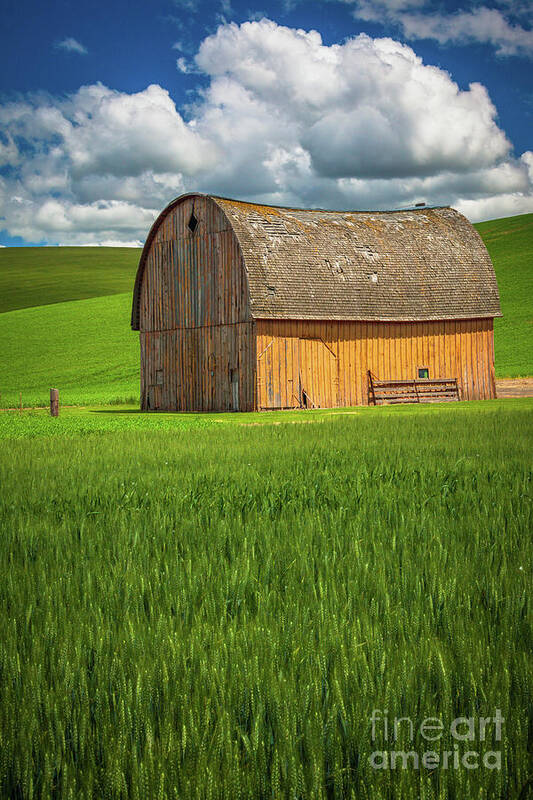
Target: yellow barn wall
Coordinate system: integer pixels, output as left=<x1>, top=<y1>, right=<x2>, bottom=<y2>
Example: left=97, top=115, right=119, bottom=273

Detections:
left=255, top=318, right=496, bottom=408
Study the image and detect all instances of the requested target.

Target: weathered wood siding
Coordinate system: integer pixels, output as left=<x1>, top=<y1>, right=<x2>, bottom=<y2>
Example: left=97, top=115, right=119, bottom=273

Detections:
left=140, top=323, right=255, bottom=412
left=135, top=193, right=499, bottom=413
left=138, top=196, right=255, bottom=411
left=256, top=318, right=496, bottom=408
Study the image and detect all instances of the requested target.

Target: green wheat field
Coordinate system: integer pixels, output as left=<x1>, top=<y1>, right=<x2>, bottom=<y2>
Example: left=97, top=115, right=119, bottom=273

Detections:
left=0, top=404, right=532, bottom=798
left=0, top=213, right=532, bottom=798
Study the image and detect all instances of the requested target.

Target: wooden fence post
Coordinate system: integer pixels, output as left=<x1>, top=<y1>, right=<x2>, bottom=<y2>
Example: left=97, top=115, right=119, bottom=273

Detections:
left=50, top=388, right=59, bottom=417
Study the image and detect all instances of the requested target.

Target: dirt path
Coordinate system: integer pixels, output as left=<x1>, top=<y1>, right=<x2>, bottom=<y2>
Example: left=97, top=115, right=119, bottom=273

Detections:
left=496, top=378, right=533, bottom=398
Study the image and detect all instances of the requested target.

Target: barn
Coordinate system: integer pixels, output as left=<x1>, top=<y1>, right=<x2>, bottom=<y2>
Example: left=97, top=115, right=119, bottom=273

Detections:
left=131, top=193, right=501, bottom=412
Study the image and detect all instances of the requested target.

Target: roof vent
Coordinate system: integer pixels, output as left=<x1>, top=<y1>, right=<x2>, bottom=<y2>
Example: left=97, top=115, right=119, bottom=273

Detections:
left=188, top=211, right=198, bottom=233
left=368, top=272, right=378, bottom=284
left=267, top=285, right=276, bottom=298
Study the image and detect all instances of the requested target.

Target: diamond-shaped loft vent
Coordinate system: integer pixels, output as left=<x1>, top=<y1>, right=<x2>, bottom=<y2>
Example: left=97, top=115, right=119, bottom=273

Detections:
left=188, top=211, right=198, bottom=233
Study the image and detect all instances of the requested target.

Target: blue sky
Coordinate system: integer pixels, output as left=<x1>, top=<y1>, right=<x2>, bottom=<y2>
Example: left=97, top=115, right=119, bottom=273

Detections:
left=0, top=0, right=532, bottom=245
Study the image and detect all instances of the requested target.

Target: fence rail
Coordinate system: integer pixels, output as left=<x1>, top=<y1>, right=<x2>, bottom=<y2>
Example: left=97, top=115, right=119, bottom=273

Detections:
left=368, top=372, right=460, bottom=405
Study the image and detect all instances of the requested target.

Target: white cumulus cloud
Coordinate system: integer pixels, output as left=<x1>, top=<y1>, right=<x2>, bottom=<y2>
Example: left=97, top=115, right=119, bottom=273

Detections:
left=0, top=83, right=217, bottom=243
left=191, top=20, right=530, bottom=214
left=196, top=25, right=510, bottom=179
left=0, top=19, right=532, bottom=244
left=348, top=0, right=533, bottom=57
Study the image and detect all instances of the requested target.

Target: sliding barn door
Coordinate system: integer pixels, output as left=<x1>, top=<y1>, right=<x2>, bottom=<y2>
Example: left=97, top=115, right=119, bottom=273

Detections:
left=257, top=335, right=300, bottom=409
left=298, top=336, right=338, bottom=408
left=257, top=332, right=338, bottom=409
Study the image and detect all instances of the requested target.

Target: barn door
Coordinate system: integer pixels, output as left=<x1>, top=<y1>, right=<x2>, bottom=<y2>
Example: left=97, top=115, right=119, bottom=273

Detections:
left=298, top=337, right=338, bottom=408
left=257, top=335, right=338, bottom=409
left=257, top=336, right=300, bottom=409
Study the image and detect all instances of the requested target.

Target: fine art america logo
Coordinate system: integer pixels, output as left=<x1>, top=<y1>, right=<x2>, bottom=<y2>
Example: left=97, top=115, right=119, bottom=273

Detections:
left=369, top=709, right=504, bottom=771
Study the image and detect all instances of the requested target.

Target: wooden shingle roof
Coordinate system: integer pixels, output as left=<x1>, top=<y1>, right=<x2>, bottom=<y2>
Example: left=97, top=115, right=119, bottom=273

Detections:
left=132, top=193, right=501, bottom=329
left=213, top=197, right=501, bottom=322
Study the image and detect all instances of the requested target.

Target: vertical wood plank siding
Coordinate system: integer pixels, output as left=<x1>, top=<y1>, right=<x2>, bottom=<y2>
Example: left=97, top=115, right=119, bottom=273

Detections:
left=137, top=195, right=497, bottom=413
left=138, top=196, right=255, bottom=411
left=255, top=318, right=496, bottom=409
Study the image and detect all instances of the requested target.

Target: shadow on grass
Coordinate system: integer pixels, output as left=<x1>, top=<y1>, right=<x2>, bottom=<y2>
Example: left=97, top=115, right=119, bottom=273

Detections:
left=90, top=409, right=153, bottom=414
left=89, top=409, right=208, bottom=416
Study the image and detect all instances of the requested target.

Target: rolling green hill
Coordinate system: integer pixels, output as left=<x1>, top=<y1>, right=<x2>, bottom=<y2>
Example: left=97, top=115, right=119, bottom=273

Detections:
left=0, top=214, right=531, bottom=407
left=0, top=293, right=138, bottom=407
left=474, top=213, right=532, bottom=378
left=0, top=246, right=140, bottom=313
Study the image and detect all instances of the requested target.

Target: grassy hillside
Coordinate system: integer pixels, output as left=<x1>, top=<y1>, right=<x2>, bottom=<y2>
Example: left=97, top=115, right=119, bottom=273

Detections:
left=0, top=246, right=140, bottom=313
left=474, top=213, right=532, bottom=378
left=0, top=293, right=138, bottom=407
left=0, top=214, right=530, bottom=408
left=0, top=406, right=531, bottom=797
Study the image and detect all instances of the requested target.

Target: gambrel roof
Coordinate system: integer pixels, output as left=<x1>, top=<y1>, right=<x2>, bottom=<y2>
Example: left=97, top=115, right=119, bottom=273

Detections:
left=131, top=193, right=501, bottom=329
